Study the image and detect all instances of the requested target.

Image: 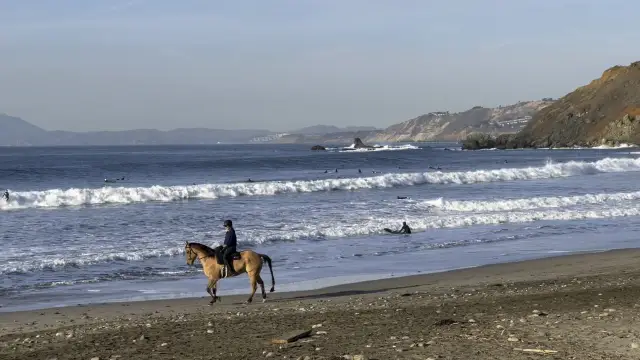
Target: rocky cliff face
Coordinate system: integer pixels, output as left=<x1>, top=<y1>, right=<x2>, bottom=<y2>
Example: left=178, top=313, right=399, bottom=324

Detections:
left=366, top=100, right=553, bottom=143
left=510, top=61, right=640, bottom=148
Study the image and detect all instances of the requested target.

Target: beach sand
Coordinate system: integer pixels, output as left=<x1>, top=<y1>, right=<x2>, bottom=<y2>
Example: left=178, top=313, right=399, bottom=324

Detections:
left=4, top=249, right=640, bottom=359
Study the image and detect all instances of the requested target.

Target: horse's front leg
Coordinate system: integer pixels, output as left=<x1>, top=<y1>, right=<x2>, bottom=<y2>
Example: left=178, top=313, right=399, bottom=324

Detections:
left=207, top=279, right=219, bottom=305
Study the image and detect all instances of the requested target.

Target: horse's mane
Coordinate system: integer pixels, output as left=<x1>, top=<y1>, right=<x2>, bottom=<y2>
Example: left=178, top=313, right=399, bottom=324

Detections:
left=188, top=242, right=218, bottom=257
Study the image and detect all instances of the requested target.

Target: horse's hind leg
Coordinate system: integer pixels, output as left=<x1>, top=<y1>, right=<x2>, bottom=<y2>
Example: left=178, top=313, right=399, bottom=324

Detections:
left=257, top=275, right=267, bottom=302
left=245, top=272, right=258, bottom=304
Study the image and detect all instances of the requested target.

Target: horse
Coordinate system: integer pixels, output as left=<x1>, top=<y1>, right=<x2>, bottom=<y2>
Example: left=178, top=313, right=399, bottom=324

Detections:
left=184, top=241, right=275, bottom=305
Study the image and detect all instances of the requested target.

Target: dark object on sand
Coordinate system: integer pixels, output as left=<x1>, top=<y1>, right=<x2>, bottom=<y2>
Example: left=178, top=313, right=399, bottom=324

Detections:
left=271, top=329, right=312, bottom=344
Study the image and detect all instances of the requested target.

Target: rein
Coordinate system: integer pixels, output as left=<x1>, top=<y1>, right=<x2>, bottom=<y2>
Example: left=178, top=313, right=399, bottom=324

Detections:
left=187, top=246, right=214, bottom=263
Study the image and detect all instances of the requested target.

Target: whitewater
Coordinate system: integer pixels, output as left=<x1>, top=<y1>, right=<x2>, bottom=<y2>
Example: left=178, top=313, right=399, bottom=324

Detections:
left=3, top=143, right=640, bottom=311
left=4, top=156, right=640, bottom=211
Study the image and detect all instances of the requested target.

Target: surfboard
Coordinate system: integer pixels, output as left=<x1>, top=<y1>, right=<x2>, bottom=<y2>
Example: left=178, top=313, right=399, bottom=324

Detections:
left=383, top=228, right=400, bottom=234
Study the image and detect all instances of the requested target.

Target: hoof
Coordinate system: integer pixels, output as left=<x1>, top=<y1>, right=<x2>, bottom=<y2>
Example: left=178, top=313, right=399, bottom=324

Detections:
left=262, top=298, right=267, bottom=303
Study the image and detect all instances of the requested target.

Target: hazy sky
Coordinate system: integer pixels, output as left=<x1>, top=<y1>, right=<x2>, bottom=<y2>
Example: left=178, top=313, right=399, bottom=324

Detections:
left=1, top=0, right=639, bottom=132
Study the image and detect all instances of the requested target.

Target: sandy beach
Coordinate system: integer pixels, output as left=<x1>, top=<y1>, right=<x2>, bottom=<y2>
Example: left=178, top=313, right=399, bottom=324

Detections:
left=4, top=249, right=640, bottom=359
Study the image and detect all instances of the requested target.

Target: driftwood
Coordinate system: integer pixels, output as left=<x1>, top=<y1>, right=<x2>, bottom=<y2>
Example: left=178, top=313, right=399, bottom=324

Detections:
left=513, top=348, right=558, bottom=354
left=271, top=329, right=312, bottom=344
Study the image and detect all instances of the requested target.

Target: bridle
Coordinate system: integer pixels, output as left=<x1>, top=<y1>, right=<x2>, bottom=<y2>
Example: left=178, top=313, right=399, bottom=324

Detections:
left=186, top=246, right=207, bottom=264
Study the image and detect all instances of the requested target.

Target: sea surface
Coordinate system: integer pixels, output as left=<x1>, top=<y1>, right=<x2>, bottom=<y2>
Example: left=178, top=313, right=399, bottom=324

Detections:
left=2, top=142, right=640, bottom=312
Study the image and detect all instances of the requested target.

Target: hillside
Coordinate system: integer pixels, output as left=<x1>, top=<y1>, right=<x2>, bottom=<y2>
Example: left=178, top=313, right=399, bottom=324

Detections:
left=463, top=61, right=640, bottom=149
left=367, top=100, right=554, bottom=143
left=270, top=100, right=553, bottom=145
left=516, top=61, right=640, bottom=148
left=0, top=113, right=51, bottom=146
left=0, top=114, right=276, bottom=146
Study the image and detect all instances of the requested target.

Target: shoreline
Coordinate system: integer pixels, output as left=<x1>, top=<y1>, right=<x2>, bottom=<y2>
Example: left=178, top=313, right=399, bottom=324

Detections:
left=0, top=246, right=609, bottom=315
left=0, top=247, right=635, bottom=326
left=4, top=248, right=640, bottom=359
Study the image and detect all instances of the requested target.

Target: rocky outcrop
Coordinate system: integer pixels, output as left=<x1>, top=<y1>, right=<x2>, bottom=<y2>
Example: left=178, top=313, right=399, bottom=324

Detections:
left=352, top=137, right=375, bottom=149
left=465, top=61, right=640, bottom=149
left=310, top=145, right=326, bottom=151
left=341, top=138, right=379, bottom=151
left=461, top=133, right=521, bottom=150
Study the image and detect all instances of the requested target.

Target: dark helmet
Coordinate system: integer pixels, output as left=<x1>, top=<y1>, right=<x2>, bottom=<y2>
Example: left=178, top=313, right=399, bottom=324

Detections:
left=223, top=219, right=233, bottom=227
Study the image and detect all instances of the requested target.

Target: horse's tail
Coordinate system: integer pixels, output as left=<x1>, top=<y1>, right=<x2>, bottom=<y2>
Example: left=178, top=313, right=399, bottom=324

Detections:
left=260, top=254, right=275, bottom=292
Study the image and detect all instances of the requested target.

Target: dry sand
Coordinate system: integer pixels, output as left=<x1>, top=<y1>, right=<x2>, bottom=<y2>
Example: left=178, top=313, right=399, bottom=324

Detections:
left=4, top=249, right=640, bottom=359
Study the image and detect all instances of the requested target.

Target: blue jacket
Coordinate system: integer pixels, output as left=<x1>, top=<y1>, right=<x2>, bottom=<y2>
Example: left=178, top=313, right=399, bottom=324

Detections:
left=224, top=228, right=237, bottom=247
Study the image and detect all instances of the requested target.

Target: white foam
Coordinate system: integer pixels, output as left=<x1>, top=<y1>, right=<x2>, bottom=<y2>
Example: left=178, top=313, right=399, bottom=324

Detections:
left=1, top=247, right=185, bottom=275
left=6, top=201, right=640, bottom=275
left=420, top=190, right=640, bottom=213
left=3, top=157, right=640, bottom=211
left=242, top=205, right=640, bottom=245
left=591, top=143, right=636, bottom=149
left=337, top=144, right=420, bottom=152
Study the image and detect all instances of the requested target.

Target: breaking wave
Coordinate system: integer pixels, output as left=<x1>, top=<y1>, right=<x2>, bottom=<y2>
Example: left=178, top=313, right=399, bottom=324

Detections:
left=420, top=190, right=640, bottom=213
left=3, top=156, right=640, bottom=211
left=5, top=202, right=640, bottom=275
left=336, top=144, right=420, bottom=152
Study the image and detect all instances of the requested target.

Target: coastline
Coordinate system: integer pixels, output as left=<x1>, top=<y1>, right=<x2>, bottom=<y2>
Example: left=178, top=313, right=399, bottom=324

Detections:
left=4, top=248, right=640, bottom=359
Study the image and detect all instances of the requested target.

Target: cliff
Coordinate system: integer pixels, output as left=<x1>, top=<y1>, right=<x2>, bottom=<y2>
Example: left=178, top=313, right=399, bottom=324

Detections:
left=516, top=61, right=640, bottom=148
left=464, top=61, right=640, bottom=149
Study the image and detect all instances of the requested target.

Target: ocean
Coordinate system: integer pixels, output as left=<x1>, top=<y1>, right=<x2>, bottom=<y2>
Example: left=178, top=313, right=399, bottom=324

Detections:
left=2, top=142, right=640, bottom=312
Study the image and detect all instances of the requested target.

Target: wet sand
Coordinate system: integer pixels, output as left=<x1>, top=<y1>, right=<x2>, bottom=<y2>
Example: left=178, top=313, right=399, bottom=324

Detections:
left=4, top=249, right=640, bottom=359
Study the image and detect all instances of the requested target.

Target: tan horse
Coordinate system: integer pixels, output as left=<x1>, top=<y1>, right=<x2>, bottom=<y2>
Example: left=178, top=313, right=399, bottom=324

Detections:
left=184, top=241, right=275, bottom=305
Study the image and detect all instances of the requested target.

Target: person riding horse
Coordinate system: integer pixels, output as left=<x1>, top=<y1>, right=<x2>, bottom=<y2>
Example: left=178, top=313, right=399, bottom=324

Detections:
left=223, top=219, right=238, bottom=276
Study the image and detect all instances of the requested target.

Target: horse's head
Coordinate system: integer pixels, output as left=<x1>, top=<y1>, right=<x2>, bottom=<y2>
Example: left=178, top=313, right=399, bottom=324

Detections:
left=185, top=241, right=197, bottom=266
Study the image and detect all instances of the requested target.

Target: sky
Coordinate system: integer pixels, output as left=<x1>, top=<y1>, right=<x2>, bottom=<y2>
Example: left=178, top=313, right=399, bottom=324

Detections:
left=0, top=0, right=639, bottom=132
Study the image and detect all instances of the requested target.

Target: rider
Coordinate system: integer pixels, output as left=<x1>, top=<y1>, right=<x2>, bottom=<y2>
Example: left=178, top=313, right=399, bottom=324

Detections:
left=399, top=221, right=411, bottom=234
left=3, top=190, right=8, bottom=202
left=223, top=219, right=238, bottom=276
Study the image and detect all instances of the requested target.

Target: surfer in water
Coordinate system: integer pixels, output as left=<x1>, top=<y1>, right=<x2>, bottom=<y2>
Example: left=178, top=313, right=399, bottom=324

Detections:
left=384, top=221, right=412, bottom=234
left=399, top=221, right=411, bottom=234
left=3, top=189, right=8, bottom=202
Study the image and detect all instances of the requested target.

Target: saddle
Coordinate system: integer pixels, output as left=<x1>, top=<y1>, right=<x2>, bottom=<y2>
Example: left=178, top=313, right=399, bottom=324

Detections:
left=211, top=246, right=242, bottom=278
left=212, top=245, right=242, bottom=265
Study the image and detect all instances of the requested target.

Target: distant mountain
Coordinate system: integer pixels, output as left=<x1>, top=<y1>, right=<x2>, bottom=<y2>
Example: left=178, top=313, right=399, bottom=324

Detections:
left=269, top=100, right=554, bottom=145
left=292, top=125, right=379, bottom=135
left=0, top=113, right=51, bottom=146
left=272, top=130, right=384, bottom=145
left=0, top=114, right=276, bottom=146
